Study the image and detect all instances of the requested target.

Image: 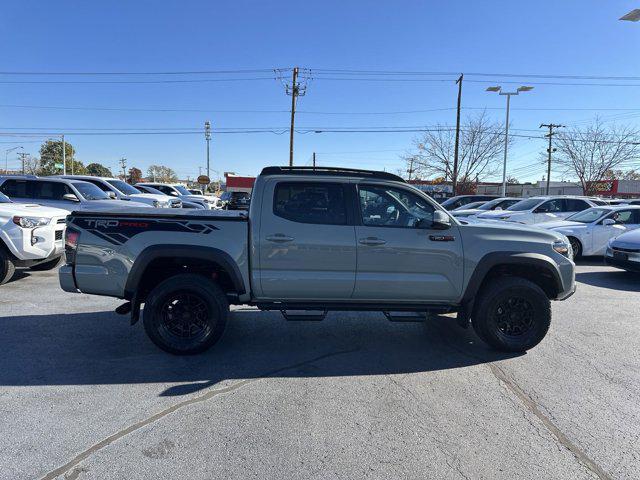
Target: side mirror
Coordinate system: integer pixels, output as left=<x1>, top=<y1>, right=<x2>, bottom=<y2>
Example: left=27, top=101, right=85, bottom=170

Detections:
left=602, top=218, right=616, bottom=226
left=494, top=206, right=503, bottom=211
left=107, top=191, right=117, bottom=199
left=62, top=193, right=79, bottom=203
left=431, top=210, right=451, bottom=230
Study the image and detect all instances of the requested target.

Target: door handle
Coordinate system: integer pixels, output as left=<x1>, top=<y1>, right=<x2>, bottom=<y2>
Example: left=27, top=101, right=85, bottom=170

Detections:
left=266, top=234, right=294, bottom=243
left=359, top=237, right=386, bottom=246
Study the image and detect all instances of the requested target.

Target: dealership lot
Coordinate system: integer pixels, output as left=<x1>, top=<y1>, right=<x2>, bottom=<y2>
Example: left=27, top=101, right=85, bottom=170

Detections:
left=1, top=262, right=638, bottom=480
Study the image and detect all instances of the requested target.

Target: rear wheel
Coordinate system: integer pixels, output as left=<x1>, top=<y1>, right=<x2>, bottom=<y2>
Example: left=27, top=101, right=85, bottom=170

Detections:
left=568, top=237, right=582, bottom=259
left=472, top=277, right=551, bottom=352
left=0, top=250, right=16, bottom=285
left=143, top=274, right=229, bottom=355
left=29, top=256, right=63, bottom=271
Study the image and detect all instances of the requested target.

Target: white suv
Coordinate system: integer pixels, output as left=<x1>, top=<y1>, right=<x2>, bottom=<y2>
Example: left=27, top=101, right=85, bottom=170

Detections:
left=58, top=175, right=182, bottom=208
left=0, top=191, right=67, bottom=284
left=476, top=196, right=596, bottom=224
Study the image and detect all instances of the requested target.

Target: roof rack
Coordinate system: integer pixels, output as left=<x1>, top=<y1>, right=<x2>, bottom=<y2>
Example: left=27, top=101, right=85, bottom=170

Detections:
left=260, top=166, right=405, bottom=183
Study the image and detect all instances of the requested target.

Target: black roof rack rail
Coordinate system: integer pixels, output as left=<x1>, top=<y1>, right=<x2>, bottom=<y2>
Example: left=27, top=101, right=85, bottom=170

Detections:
left=260, top=166, right=405, bottom=183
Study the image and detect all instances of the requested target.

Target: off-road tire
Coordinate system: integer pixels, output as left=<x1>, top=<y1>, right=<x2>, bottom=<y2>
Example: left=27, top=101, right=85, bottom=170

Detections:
left=0, top=249, right=16, bottom=285
left=472, top=277, right=551, bottom=352
left=143, top=273, right=229, bottom=355
left=29, top=256, right=63, bottom=271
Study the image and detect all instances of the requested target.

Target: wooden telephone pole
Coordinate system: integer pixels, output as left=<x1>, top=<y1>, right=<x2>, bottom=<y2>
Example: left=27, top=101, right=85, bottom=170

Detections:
left=288, top=67, right=299, bottom=166
left=540, top=123, right=564, bottom=195
left=452, top=74, right=463, bottom=196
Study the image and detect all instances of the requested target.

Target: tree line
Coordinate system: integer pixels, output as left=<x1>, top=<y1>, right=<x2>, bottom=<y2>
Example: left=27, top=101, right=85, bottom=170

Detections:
left=404, top=114, right=640, bottom=195
left=19, top=140, right=179, bottom=184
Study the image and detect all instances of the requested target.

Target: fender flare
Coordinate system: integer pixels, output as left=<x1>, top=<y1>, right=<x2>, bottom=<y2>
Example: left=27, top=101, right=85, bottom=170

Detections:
left=461, top=251, right=563, bottom=308
left=124, top=244, right=246, bottom=299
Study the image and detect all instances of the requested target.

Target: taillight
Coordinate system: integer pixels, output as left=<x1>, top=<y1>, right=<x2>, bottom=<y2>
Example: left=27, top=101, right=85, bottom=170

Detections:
left=65, top=227, right=80, bottom=265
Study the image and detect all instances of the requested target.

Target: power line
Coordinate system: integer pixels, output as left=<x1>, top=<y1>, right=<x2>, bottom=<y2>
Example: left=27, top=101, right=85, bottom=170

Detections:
left=0, top=68, right=281, bottom=76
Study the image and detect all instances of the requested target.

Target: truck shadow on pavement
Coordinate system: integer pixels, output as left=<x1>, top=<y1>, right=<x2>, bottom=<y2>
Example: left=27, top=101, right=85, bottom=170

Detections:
left=0, top=309, right=519, bottom=396
left=575, top=270, right=640, bottom=291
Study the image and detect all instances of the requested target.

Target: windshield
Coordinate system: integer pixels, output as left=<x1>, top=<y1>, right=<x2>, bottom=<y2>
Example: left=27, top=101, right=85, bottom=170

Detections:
left=455, top=201, right=485, bottom=211
left=566, top=207, right=609, bottom=223
left=478, top=198, right=516, bottom=211
left=72, top=182, right=110, bottom=200
left=507, top=198, right=543, bottom=211
left=107, top=179, right=142, bottom=196
left=140, top=185, right=166, bottom=196
left=173, top=185, right=191, bottom=195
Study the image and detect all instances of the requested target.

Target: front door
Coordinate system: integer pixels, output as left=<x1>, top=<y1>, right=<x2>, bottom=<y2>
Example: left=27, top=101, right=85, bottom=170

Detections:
left=258, top=180, right=357, bottom=300
left=592, top=209, right=640, bottom=255
left=353, top=184, right=464, bottom=302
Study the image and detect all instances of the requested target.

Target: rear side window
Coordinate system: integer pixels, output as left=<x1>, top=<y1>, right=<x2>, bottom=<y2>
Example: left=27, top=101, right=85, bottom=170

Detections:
left=0, top=179, right=32, bottom=198
left=274, top=182, right=347, bottom=225
left=565, top=199, right=590, bottom=211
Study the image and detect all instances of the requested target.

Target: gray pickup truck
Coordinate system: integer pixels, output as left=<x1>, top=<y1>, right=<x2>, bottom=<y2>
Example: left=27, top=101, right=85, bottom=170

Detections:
left=60, top=166, right=576, bottom=355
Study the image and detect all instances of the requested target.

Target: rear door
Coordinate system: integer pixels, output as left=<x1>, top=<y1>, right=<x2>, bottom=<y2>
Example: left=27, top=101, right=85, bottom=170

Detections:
left=353, top=183, right=464, bottom=302
left=257, top=179, right=357, bottom=300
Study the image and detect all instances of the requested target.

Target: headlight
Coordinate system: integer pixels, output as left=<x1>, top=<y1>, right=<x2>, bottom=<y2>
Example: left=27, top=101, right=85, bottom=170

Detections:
left=13, top=216, right=51, bottom=228
left=552, top=239, right=570, bottom=256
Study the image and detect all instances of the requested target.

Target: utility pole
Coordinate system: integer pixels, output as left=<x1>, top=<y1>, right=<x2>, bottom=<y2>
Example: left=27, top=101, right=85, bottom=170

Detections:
left=288, top=67, right=299, bottom=166
left=407, top=156, right=415, bottom=181
left=205, top=121, right=211, bottom=181
left=119, top=157, right=127, bottom=179
left=62, top=134, right=66, bottom=175
left=539, top=123, right=564, bottom=195
left=312, top=151, right=316, bottom=169
left=17, top=152, right=28, bottom=174
left=452, top=74, right=463, bottom=196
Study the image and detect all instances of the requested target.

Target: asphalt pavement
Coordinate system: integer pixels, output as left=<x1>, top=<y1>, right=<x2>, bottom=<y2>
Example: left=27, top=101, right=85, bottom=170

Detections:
left=0, top=261, right=638, bottom=480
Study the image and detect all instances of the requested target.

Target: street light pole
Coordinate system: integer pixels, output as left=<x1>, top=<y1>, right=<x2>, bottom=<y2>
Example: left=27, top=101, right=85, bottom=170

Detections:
left=486, top=85, right=534, bottom=196
left=62, top=134, right=66, bottom=175
left=205, top=121, right=211, bottom=184
left=4, top=146, right=22, bottom=174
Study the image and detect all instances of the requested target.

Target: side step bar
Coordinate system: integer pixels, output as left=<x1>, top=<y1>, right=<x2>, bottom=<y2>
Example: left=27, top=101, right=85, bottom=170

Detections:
left=280, top=310, right=328, bottom=321
left=383, top=311, right=430, bottom=323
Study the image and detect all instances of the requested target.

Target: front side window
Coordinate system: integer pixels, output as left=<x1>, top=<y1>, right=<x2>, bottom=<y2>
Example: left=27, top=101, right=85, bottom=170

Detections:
left=274, top=182, right=346, bottom=225
left=507, top=198, right=543, bottom=211
left=606, top=210, right=636, bottom=225
left=359, top=185, right=434, bottom=227
left=33, top=181, right=71, bottom=200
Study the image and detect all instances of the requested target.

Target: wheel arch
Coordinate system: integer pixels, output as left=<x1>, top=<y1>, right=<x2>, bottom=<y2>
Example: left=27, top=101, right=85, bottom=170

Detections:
left=124, top=244, right=246, bottom=302
left=462, top=252, right=563, bottom=314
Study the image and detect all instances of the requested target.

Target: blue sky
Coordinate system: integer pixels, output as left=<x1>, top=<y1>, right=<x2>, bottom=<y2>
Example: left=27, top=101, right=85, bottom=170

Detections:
left=1, top=1, right=639, bottom=182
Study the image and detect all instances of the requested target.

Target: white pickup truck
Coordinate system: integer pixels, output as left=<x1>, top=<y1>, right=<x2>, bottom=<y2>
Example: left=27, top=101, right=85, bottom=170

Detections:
left=0, top=192, right=67, bottom=284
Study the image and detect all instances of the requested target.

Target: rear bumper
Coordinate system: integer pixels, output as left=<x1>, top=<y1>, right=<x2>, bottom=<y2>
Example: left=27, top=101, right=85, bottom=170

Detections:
left=58, top=264, right=79, bottom=292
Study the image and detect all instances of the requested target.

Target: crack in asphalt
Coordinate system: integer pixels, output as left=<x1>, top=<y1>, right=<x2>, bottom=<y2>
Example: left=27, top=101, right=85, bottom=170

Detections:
left=488, top=363, right=612, bottom=480
left=429, top=319, right=612, bottom=480
left=40, top=348, right=358, bottom=480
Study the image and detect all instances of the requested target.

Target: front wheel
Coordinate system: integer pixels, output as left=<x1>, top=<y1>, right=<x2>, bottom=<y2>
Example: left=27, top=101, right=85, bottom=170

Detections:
left=568, top=237, right=582, bottom=260
left=0, top=250, right=16, bottom=285
left=143, top=274, right=229, bottom=355
left=472, top=277, right=551, bottom=352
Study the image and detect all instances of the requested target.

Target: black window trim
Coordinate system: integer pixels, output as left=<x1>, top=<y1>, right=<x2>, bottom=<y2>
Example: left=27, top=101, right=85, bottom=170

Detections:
left=355, top=183, right=438, bottom=229
left=272, top=180, right=353, bottom=226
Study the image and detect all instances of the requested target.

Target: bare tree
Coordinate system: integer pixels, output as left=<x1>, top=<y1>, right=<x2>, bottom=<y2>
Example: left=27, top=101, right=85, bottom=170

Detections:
left=22, top=155, right=40, bottom=175
left=405, top=112, right=509, bottom=189
left=555, top=120, right=640, bottom=195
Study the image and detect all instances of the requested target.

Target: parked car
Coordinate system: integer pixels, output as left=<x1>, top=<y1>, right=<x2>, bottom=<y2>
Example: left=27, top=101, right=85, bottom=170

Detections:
left=188, top=188, right=203, bottom=195
left=136, top=182, right=219, bottom=209
left=440, top=194, right=499, bottom=211
left=58, top=175, right=182, bottom=208
left=476, top=196, right=595, bottom=224
left=540, top=206, right=640, bottom=258
left=61, top=166, right=575, bottom=355
left=451, top=197, right=521, bottom=218
left=219, top=191, right=251, bottom=210
left=134, top=184, right=206, bottom=209
left=0, top=191, right=67, bottom=284
left=452, top=200, right=487, bottom=211
left=0, top=176, right=153, bottom=213
left=605, top=229, right=640, bottom=272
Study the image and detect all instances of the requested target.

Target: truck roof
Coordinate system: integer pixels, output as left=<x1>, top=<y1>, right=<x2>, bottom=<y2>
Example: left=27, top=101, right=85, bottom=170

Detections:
left=260, top=166, right=405, bottom=183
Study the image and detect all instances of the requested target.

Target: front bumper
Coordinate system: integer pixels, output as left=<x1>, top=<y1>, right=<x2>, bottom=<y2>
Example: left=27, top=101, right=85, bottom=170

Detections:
left=605, top=255, right=640, bottom=272
left=58, top=264, right=79, bottom=292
